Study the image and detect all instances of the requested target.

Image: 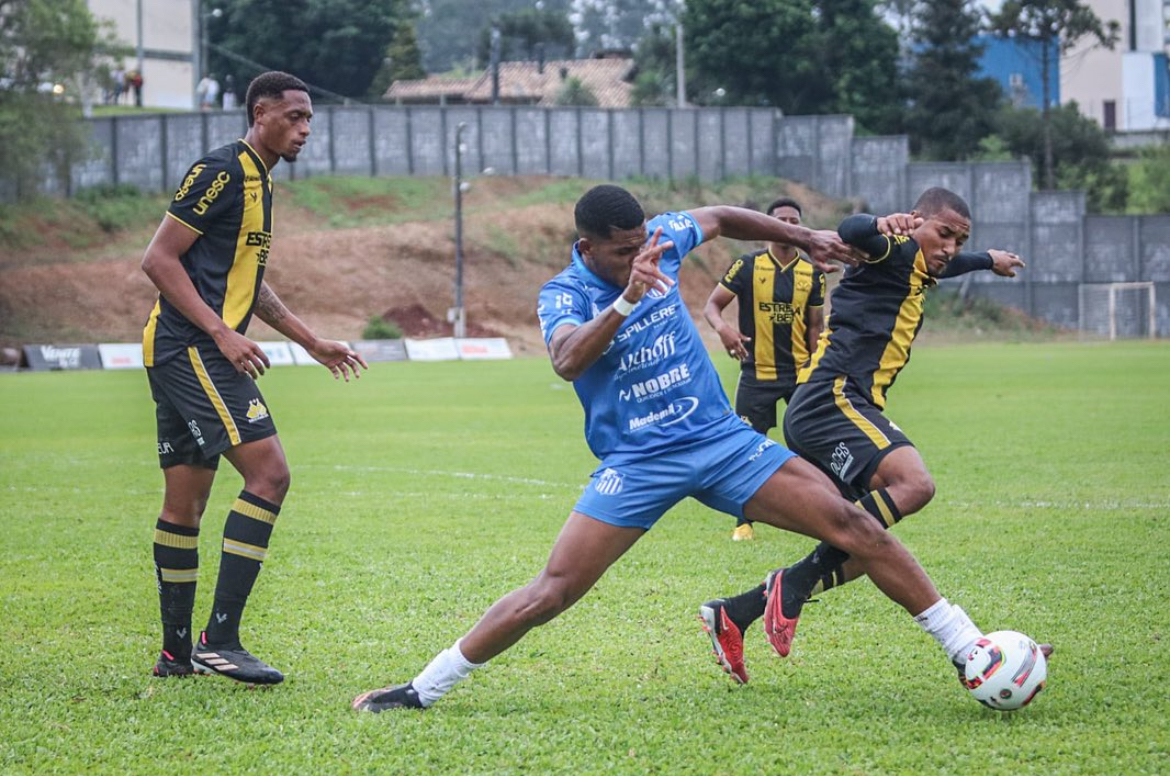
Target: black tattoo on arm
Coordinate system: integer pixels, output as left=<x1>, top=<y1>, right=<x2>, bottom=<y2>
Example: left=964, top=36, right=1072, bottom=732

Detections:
left=255, top=282, right=289, bottom=325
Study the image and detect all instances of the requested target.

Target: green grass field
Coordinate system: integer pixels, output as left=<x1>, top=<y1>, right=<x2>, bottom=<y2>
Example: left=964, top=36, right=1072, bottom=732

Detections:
left=1, top=341, right=1167, bottom=775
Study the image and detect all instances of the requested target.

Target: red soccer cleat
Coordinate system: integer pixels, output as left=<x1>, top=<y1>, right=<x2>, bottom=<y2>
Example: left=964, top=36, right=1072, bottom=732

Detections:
left=763, top=569, right=800, bottom=658
left=698, top=600, right=748, bottom=684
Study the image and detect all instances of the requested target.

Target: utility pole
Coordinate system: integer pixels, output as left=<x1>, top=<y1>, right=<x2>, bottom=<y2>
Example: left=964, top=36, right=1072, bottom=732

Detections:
left=675, top=22, right=686, bottom=108
left=452, top=122, right=469, bottom=339
left=490, top=26, right=501, bottom=106
left=136, top=0, right=145, bottom=74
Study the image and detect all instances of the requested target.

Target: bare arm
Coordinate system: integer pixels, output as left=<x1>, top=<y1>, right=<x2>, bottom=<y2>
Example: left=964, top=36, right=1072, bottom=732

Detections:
left=806, top=305, right=825, bottom=358
left=141, top=215, right=270, bottom=376
left=704, top=284, right=750, bottom=360
left=255, top=281, right=368, bottom=381
left=690, top=206, right=861, bottom=273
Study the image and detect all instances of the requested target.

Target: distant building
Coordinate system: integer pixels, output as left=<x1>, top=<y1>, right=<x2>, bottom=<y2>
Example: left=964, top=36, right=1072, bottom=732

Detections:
left=87, top=0, right=197, bottom=110
left=1060, top=0, right=1169, bottom=131
left=976, top=34, right=1061, bottom=110
left=385, top=54, right=636, bottom=108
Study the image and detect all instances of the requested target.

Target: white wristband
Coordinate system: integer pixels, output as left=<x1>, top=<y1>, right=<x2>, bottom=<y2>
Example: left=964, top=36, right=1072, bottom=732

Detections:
left=612, top=295, right=639, bottom=317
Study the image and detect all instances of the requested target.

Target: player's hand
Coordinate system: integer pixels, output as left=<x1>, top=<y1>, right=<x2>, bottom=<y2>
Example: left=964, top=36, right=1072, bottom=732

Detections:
left=214, top=329, right=270, bottom=379
left=805, top=229, right=863, bottom=274
left=309, top=339, right=369, bottom=382
left=719, top=327, right=750, bottom=361
left=988, top=249, right=1025, bottom=278
left=625, top=227, right=675, bottom=303
left=877, top=213, right=923, bottom=236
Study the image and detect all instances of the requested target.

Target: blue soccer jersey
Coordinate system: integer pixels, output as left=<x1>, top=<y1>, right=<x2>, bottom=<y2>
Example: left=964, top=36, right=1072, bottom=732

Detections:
left=537, top=212, right=738, bottom=459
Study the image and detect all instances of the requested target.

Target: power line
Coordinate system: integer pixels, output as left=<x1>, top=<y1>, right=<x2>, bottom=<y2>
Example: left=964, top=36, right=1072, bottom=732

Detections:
left=208, top=42, right=363, bottom=105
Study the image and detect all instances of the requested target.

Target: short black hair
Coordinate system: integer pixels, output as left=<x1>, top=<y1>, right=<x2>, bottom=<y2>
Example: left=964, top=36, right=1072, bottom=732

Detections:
left=245, top=71, right=309, bottom=127
left=914, top=187, right=971, bottom=220
left=575, top=185, right=645, bottom=239
left=766, top=197, right=802, bottom=217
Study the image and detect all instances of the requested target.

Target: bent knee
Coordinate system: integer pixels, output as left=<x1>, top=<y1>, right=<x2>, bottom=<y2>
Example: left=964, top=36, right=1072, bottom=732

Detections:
left=519, top=578, right=573, bottom=625
left=891, top=473, right=935, bottom=514
left=247, top=463, right=290, bottom=503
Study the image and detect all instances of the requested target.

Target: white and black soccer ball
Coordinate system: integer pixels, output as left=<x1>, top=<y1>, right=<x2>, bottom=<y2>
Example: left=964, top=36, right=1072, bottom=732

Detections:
left=963, top=630, right=1048, bottom=711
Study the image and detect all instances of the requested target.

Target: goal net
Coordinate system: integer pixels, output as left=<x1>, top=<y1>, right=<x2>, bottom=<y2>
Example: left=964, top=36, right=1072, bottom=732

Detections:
left=1079, top=282, right=1157, bottom=340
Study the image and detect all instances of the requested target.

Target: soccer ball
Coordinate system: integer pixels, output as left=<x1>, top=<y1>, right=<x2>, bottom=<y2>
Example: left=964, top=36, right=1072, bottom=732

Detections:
left=963, top=630, right=1047, bottom=711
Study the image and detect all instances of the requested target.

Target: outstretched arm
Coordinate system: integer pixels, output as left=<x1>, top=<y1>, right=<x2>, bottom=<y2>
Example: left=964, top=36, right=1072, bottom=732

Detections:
left=704, top=284, right=750, bottom=361
left=690, top=206, right=861, bottom=274
left=255, top=282, right=368, bottom=381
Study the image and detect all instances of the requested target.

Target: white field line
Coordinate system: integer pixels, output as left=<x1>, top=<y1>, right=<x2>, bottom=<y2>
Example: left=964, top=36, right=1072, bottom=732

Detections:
left=296, top=463, right=580, bottom=491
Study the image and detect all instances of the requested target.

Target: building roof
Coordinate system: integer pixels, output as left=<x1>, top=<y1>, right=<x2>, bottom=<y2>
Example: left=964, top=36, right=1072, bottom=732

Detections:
left=385, top=57, right=636, bottom=108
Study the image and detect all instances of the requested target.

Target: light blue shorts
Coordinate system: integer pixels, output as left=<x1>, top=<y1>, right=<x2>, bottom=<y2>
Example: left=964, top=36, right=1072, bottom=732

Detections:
left=574, top=417, right=797, bottom=530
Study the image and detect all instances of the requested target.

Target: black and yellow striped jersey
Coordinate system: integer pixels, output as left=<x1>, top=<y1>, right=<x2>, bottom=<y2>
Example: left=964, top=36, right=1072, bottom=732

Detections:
left=720, top=248, right=826, bottom=382
left=799, top=214, right=992, bottom=408
left=143, top=139, right=274, bottom=367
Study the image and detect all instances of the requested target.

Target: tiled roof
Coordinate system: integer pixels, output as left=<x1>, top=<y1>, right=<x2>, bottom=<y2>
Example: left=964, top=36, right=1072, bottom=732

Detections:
left=385, top=57, right=635, bottom=108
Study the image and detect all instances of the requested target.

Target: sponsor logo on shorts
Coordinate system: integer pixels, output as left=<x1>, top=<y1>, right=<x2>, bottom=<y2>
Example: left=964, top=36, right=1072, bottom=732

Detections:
left=188, top=419, right=205, bottom=446
left=246, top=398, right=269, bottom=423
left=830, top=442, right=854, bottom=480
left=748, top=438, right=777, bottom=461
left=158, top=441, right=175, bottom=455
left=628, top=396, right=699, bottom=432
left=595, top=467, right=624, bottom=496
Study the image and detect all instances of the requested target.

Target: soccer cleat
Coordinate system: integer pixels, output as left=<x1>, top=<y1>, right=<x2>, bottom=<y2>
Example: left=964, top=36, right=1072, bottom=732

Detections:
left=697, top=600, right=748, bottom=684
left=763, top=569, right=800, bottom=658
left=731, top=523, right=755, bottom=542
left=351, top=682, right=425, bottom=712
left=191, top=631, right=284, bottom=685
left=152, top=649, right=193, bottom=678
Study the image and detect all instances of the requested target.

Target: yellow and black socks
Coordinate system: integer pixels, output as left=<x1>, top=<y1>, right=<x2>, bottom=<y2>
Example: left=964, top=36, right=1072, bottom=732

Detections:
left=154, top=520, right=199, bottom=658
left=204, top=491, right=280, bottom=646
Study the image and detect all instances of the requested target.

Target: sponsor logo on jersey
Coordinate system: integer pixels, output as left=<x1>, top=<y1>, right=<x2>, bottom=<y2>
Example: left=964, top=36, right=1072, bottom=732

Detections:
left=174, top=164, right=207, bottom=201
left=619, top=363, right=692, bottom=403
left=616, top=303, right=679, bottom=343
left=617, top=332, right=677, bottom=375
left=246, top=230, right=272, bottom=266
left=193, top=171, right=231, bottom=216
left=758, top=300, right=796, bottom=324
left=246, top=398, right=269, bottom=423
left=628, top=396, right=699, bottom=431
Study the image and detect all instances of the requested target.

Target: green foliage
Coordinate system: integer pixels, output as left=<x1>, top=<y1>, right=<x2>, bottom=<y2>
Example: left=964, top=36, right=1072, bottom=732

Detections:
left=992, top=103, right=1128, bottom=212
left=553, top=76, right=598, bottom=107
left=211, top=0, right=416, bottom=102
left=574, top=0, right=681, bottom=53
left=361, top=315, right=403, bottom=339
left=416, top=0, right=572, bottom=73
left=474, top=7, right=575, bottom=68
left=366, top=20, right=427, bottom=101
left=1, top=344, right=1169, bottom=771
left=905, top=0, right=1003, bottom=160
left=0, top=0, right=109, bottom=195
left=816, top=0, right=903, bottom=135
left=1126, top=144, right=1170, bottom=214
left=73, top=183, right=150, bottom=233
left=629, top=24, right=677, bottom=107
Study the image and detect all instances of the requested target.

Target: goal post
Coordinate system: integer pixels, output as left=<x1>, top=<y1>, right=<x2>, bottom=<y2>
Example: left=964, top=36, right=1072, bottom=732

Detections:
left=1078, top=282, right=1157, bottom=340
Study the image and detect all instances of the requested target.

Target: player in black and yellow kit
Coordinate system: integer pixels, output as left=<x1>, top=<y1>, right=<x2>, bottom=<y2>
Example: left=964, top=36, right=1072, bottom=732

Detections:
left=142, top=72, right=367, bottom=684
left=701, top=188, right=1037, bottom=678
left=704, top=198, right=826, bottom=540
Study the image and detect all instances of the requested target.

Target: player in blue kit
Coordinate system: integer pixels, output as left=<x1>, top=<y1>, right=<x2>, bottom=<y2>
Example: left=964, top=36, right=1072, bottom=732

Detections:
left=353, top=185, right=994, bottom=710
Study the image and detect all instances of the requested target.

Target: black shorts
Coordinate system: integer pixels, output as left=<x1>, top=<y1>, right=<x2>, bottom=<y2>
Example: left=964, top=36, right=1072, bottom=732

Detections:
left=147, top=346, right=278, bottom=469
left=733, top=372, right=797, bottom=434
left=782, top=376, right=913, bottom=500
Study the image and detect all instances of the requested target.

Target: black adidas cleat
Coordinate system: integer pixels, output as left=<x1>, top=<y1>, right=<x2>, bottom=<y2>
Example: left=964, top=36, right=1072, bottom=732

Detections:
left=352, top=682, right=425, bottom=712
left=192, top=631, right=284, bottom=685
left=152, top=649, right=194, bottom=677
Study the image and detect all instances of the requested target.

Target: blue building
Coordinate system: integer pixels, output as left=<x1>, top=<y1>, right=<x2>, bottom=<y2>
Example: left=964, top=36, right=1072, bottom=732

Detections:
left=975, top=34, right=1061, bottom=110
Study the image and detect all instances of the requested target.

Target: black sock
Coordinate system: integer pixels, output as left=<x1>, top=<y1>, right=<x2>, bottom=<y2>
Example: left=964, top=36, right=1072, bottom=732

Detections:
left=721, top=583, right=767, bottom=632
left=205, top=491, right=280, bottom=646
left=785, top=488, right=904, bottom=609
left=154, top=520, right=199, bottom=659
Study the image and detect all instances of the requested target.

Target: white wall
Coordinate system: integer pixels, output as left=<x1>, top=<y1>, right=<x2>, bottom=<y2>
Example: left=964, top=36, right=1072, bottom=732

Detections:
left=87, top=0, right=197, bottom=109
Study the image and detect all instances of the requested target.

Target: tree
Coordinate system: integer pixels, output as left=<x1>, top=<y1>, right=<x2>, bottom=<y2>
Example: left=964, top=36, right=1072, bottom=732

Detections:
left=991, top=102, right=1128, bottom=212
left=905, top=0, right=1003, bottom=159
left=417, top=0, right=571, bottom=73
left=554, top=76, right=598, bottom=106
left=629, top=23, right=675, bottom=107
left=987, top=0, right=1119, bottom=189
left=0, top=0, right=114, bottom=194
left=212, top=0, right=416, bottom=101
left=816, top=0, right=902, bottom=134
left=682, top=0, right=825, bottom=110
left=367, top=19, right=426, bottom=100
left=572, top=0, right=682, bottom=54
left=475, top=7, right=576, bottom=68
left=1128, top=144, right=1170, bottom=214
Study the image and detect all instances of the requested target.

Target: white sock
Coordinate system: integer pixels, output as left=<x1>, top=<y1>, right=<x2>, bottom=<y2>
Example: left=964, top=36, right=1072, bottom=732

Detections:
left=412, top=639, right=485, bottom=707
left=913, top=598, right=982, bottom=665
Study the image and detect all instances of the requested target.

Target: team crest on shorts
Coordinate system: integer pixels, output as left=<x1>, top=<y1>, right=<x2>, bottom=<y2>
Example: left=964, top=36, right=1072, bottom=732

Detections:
left=595, top=467, right=624, bottom=496
left=246, top=398, right=269, bottom=423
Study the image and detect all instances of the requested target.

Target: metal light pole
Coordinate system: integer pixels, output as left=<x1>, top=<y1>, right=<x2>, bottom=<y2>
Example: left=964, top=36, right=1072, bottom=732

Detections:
left=452, top=122, right=469, bottom=339
left=200, top=4, right=223, bottom=80
left=675, top=22, right=686, bottom=108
